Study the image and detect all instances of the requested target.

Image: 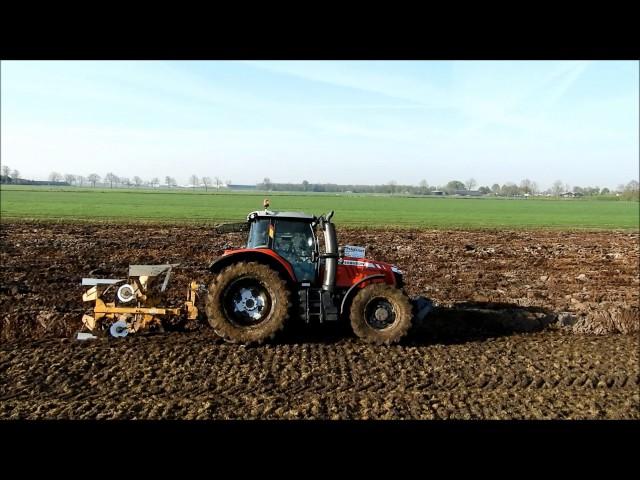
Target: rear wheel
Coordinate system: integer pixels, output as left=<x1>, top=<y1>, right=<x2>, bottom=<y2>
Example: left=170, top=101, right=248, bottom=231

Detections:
left=206, top=262, right=290, bottom=345
left=350, top=283, right=413, bottom=345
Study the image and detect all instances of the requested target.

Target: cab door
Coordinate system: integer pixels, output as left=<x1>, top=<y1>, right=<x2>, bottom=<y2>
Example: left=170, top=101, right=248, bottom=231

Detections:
left=273, top=220, right=317, bottom=283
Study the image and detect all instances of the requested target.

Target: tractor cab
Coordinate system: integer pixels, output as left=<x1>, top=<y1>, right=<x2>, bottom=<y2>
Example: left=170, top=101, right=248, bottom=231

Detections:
left=246, top=208, right=318, bottom=283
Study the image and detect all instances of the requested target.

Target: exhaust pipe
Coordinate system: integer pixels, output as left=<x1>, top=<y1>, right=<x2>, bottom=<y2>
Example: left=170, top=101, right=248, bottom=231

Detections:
left=321, top=211, right=337, bottom=292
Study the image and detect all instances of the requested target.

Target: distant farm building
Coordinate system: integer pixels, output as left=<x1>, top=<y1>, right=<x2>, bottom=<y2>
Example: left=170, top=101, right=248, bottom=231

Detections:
left=453, top=190, right=483, bottom=197
left=0, top=176, right=69, bottom=186
left=227, top=184, right=256, bottom=191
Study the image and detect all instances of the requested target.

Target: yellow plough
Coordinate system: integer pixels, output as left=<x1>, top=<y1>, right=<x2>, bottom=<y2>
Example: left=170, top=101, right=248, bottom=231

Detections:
left=81, top=264, right=200, bottom=338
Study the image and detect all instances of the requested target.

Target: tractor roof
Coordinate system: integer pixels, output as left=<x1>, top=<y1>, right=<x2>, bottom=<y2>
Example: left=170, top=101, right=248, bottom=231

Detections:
left=247, top=210, right=315, bottom=222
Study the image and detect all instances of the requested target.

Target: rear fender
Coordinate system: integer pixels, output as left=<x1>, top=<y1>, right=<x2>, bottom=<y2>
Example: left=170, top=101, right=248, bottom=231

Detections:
left=339, top=274, right=386, bottom=315
left=209, top=250, right=297, bottom=285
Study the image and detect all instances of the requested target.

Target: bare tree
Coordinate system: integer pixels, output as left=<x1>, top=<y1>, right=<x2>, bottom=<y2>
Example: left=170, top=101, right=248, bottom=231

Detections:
left=445, top=180, right=465, bottom=194
left=491, top=183, right=501, bottom=195
left=214, top=176, right=222, bottom=190
left=520, top=178, right=538, bottom=195
left=76, top=175, right=85, bottom=187
left=165, top=176, right=172, bottom=188
left=623, top=180, right=640, bottom=201
left=201, top=176, right=211, bottom=192
left=105, top=172, right=117, bottom=188
left=262, top=177, right=271, bottom=191
left=1, top=165, right=10, bottom=177
left=133, top=176, right=143, bottom=187
left=64, top=174, right=76, bottom=185
left=190, top=174, right=199, bottom=190
left=465, top=178, right=477, bottom=191
left=501, top=182, right=519, bottom=197
left=11, top=169, right=20, bottom=180
left=551, top=180, right=564, bottom=196
left=388, top=180, right=398, bottom=194
left=49, top=172, right=62, bottom=183
left=151, top=177, right=159, bottom=188
left=88, top=173, right=100, bottom=187
left=419, top=179, right=428, bottom=194
left=120, top=177, right=131, bottom=188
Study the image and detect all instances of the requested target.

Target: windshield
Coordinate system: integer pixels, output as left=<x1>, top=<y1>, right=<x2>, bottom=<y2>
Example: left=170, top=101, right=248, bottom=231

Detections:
left=247, top=219, right=270, bottom=248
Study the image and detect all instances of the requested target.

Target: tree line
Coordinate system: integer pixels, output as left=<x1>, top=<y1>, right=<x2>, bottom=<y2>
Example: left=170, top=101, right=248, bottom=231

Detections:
left=42, top=172, right=231, bottom=192
left=1, top=166, right=638, bottom=201
left=257, top=177, right=640, bottom=200
left=1, top=168, right=230, bottom=192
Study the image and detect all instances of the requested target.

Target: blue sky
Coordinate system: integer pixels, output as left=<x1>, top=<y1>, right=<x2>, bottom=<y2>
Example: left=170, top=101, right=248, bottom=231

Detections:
left=1, top=60, right=638, bottom=189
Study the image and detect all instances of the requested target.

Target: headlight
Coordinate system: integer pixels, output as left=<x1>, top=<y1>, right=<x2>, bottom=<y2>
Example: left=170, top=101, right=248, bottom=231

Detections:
left=391, top=266, right=403, bottom=274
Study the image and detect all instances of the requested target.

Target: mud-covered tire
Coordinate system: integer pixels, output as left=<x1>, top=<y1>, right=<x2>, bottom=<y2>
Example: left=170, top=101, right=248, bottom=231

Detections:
left=350, top=284, right=413, bottom=345
left=206, top=262, right=291, bottom=345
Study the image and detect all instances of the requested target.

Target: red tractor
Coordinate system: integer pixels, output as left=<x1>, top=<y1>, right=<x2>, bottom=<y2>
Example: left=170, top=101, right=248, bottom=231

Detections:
left=206, top=200, right=432, bottom=345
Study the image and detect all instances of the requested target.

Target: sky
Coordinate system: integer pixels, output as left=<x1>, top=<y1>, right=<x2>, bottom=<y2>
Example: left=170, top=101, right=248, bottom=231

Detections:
left=1, top=60, right=638, bottom=189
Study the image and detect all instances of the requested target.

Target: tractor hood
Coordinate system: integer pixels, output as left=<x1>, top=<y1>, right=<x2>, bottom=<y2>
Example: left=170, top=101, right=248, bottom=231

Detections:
left=335, top=255, right=402, bottom=289
left=338, top=245, right=402, bottom=275
left=339, top=256, right=401, bottom=274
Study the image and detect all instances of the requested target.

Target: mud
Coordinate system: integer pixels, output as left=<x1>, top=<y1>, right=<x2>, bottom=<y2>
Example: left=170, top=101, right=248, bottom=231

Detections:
left=1, top=331, right=638, bottom=419
left=0, top=222, right=638, bottom=419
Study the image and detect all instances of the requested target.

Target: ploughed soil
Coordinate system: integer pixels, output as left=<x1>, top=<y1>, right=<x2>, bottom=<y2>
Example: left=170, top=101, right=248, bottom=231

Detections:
left=0, top=222, right=638, bottom=419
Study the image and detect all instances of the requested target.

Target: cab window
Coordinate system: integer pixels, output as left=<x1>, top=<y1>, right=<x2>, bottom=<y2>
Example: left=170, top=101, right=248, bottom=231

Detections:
left=247, top=219, right=270, bottom=248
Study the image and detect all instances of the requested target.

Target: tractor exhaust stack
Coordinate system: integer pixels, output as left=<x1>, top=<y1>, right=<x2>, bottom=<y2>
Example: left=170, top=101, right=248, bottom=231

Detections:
left=320, top=211, right=337, bottom=292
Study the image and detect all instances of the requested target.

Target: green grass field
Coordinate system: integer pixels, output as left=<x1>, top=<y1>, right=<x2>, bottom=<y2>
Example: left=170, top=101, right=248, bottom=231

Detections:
left=1, top=185, right=638, bottom=229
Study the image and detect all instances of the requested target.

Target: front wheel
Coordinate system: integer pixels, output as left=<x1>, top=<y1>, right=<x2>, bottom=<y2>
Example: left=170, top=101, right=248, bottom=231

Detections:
left=206, top=262, right=291, bottom=345
left=349, top=284, right=413, bottom=345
